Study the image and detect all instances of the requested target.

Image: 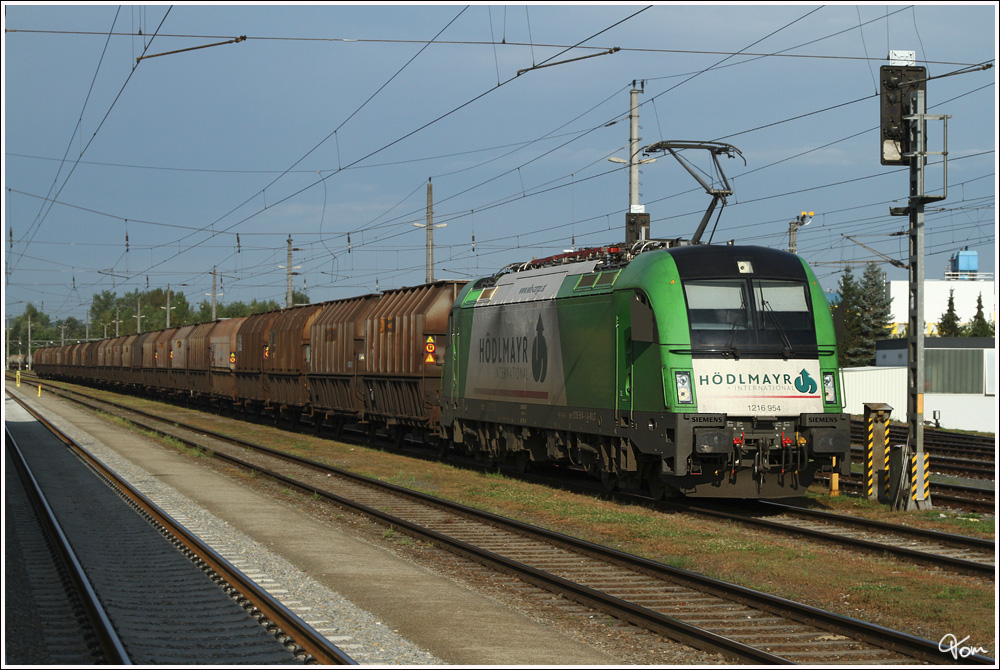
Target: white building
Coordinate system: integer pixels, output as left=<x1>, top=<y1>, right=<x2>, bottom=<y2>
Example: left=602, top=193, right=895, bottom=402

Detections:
left=885, top=250, right=994, bottom=335
left=841, top=338, right=996, bottom=433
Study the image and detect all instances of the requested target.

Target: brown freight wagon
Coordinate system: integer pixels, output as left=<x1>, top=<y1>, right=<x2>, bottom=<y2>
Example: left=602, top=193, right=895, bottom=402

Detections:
left=263, top=304, right=323, bottom=420
left=31, top=346, right=53, bottom=375
left=207, top=317, right=247, bottom=406
left=96, top=340, right=110, bottom=381
left=307, top=293, right=382, bottom=428
left=169, top=325, right=197, bottom=394
left=78, top=341, right=99, bottom=382
left=183, top=321, right=217, bottom=398
left=119, top=334, right=140, bottom=387
left=101, top=336, right=126, bottom=385
left=151, top=328, right=179, bottom=391
left=355, top=281, right=462, bottom=437
left=134, top=331, right=160, bottom=389
left=233, top=311, right=282, bottom=410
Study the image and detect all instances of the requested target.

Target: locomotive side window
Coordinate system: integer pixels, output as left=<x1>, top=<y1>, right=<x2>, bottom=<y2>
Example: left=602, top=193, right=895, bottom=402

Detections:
left=594, top=270, right=620, bottom=287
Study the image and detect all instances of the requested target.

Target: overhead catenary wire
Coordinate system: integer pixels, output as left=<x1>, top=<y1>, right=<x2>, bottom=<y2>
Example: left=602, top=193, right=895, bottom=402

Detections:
left=6, top=7, right=993, bottom=318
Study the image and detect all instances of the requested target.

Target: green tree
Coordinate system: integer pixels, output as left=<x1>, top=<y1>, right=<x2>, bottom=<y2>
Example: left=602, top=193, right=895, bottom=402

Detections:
left=966, top=293, right=994, bottom=337
left=834, top=266, right=862, bottom=367
left=9, top=304, right=57, bottom=363
left=937, top=289, right=962, bottom=337
left=833, top=263, right=893, bottom=367
left=855, top=263, right=893, bottom=362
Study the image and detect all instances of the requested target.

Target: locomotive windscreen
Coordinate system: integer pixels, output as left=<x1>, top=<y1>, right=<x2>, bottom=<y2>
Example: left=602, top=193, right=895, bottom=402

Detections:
left=683, top=277, right=816, bottom=355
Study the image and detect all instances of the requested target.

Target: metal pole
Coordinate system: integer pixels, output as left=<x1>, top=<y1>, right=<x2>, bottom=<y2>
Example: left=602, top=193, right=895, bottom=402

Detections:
left=426, top=179, right=434, bottom=283
left=212, top=266, right=218, bottom=321
left=286, top=236, right=294, bottom=308
left=165, top=284, right=172, bottom=328
left=629, top=85, right=640, bottom=213
left=905, top=88, right=928, bottom=510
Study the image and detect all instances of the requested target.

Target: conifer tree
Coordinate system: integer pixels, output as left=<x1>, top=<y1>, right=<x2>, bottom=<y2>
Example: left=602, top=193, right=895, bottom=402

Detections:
left=967, top=293, right=994, bottom=337
left=835, top=266, right=863, bottom=367
left=833, top=263, right=894, bottom=367
left=937, top=289, right=962, bottom=337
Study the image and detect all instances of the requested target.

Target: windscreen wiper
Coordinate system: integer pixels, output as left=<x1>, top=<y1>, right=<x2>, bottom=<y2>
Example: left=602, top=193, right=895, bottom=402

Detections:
left=761, top=300, right=794, bottom=359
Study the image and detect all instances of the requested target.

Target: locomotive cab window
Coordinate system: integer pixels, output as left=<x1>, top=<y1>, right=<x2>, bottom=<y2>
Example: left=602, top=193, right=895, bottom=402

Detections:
left=684, top=280, right=750, bottom=332
left=753, top=280, right=812, bottom=333
left=683, top=278, right=814, bottom=353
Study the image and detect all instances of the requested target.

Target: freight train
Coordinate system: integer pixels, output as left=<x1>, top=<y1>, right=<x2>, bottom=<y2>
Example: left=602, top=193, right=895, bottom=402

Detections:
left=32, top=241, right=851, bottom=499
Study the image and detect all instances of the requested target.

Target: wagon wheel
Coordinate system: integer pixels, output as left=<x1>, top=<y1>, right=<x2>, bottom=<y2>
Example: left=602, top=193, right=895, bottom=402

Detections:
left=430, top=435, right=449, bottom=459
left=600, top=469, right=618, bottom=493
left=513, top=451, right=531, bottom=475
left=311, top=412, right=326, bottom=435
left=476, top=448, right=499, bottom=472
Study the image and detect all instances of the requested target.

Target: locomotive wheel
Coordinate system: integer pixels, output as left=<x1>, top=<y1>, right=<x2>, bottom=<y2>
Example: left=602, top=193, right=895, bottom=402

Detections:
left=647, top=475, right=668, bottom=501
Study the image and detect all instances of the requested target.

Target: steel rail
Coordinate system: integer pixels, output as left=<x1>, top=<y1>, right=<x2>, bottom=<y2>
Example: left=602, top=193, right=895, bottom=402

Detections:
left=26, top=387, right=786, bottom=663
left=91, top=385, right=993, bottom=578
left=39, top=386, right=995, bottom=665
left=670, top=500, right=995, bottom=579
left=15, top=379, right=997, bottom=664
left=5, top=420, right=132, bottom=665
left=7, top=391, right=357, bottom=666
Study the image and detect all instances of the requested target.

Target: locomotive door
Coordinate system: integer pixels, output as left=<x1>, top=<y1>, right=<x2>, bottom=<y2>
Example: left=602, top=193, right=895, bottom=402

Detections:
left=618, top=290, right=657, bottom=417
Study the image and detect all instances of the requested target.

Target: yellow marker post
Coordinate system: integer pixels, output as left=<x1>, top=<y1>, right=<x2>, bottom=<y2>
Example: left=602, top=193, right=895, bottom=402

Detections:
left=16, top=371, right=20, bottom=387
left=37, top=384, right=42, bottom=397
left=830, top=457, right=839, bottom=497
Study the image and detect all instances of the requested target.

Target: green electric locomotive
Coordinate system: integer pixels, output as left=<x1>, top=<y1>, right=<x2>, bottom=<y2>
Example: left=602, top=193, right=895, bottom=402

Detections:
left=440, top=241, right=850, bottom=498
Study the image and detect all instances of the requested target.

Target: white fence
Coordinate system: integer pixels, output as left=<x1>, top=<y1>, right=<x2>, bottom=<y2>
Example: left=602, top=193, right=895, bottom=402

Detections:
left=841, top=366, right=996, bottom=434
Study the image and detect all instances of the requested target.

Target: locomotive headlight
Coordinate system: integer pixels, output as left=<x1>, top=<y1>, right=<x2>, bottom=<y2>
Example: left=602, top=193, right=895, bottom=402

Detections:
left=675, top=371, right=694, bottom=404
left=823, top=372, right=837, bottom=404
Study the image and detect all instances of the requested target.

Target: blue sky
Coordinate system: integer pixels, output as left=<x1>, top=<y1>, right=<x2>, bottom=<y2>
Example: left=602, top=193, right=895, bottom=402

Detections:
left=3, top=3, right=996, bottom=324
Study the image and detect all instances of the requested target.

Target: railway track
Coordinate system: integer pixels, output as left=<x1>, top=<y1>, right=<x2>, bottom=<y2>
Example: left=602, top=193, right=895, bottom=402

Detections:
left=21, top=377, right=998, bottom=578
left=22, top=382, right=993, bottom=665
left=815, top=475, right=995, bottom=515
left=6, top=425, right=127, bottom=664
left=847, top=446, right=994, bottom=481
left=850, top=420, right=995, bottom=463
left=666, top=500, right=994, bottom=579
left=7, top=391, right=357, bottom=666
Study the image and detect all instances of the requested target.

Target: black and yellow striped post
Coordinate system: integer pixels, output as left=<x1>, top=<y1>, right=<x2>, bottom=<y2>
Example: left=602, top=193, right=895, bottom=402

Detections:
left=907, top=452, right=932, bottom=510
left=863, top=403, right=893, bottom=504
